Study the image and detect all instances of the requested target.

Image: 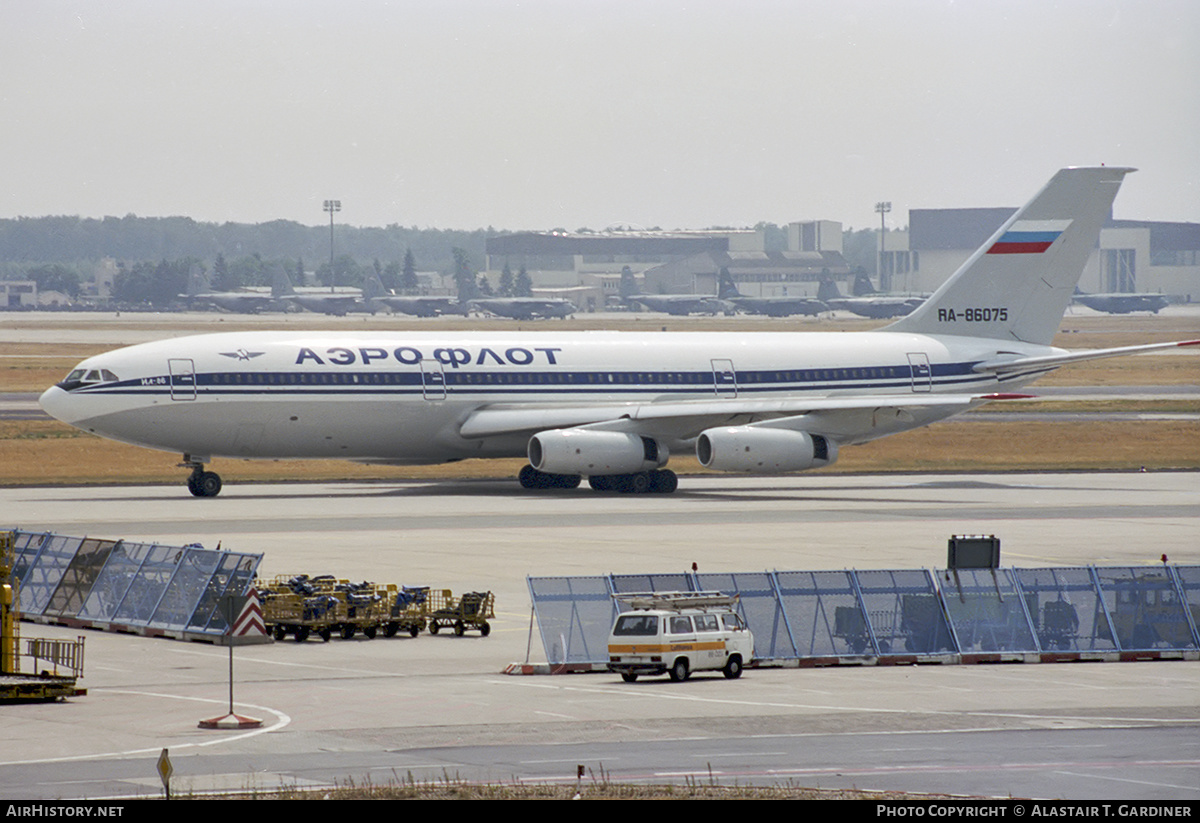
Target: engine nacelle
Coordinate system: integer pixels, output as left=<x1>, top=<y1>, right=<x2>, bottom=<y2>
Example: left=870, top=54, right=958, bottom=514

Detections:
left=528, top=429, right=668, bottom=476
left=696, top=426, right=838, bottom=473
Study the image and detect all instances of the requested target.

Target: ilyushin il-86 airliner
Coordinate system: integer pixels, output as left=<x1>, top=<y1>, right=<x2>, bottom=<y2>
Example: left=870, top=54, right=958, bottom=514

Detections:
left=39, top=167, right=1198, bottom=497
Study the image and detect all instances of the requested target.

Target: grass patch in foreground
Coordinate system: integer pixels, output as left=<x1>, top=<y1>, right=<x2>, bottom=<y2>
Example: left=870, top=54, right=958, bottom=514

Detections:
left=198, top=773, right=939, bottom=800
left=2, top=418, right=1197, bottom=487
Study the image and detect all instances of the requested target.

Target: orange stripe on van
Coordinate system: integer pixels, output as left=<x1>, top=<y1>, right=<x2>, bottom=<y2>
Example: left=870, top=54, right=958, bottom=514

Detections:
left=608, top=641, right=726, bottom=654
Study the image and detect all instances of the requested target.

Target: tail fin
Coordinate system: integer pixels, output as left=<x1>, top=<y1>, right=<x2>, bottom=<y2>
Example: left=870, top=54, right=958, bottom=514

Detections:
left=817, top=277, right=843, bottom=303
left=886, top=166, right=1134, bottom=345
left=619, top=266, right=640, bottom=299
left=717, top=267, right=741, bottom=299
left=851, top=270, right=878, bottom=296
left=186, top=263, right=209, bottom=296
left=363, top=271, right=388, bottom=300
left=271, top=265, right=296, bottom=297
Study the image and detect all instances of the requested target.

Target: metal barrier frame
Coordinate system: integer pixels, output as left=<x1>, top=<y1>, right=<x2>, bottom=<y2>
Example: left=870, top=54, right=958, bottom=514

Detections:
left=7, top=530, right=262, bottom=641
left=528, top=565, right=1200, bottom=667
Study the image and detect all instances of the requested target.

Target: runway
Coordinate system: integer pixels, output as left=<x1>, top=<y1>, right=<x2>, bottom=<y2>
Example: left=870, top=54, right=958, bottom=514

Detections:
left=3, top=472, right=1198, bottom=800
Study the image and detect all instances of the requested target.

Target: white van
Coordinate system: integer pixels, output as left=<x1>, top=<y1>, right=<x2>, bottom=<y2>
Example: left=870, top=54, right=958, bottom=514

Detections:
left=606, top=592, right=754, bottom=682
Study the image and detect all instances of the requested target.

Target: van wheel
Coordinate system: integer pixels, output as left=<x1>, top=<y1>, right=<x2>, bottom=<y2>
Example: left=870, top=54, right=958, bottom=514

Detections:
left=621, top=672, right=639, bottom=683
left=723, top=655, right=743, bottom=679
left=669, top=658, right=689, bottom=682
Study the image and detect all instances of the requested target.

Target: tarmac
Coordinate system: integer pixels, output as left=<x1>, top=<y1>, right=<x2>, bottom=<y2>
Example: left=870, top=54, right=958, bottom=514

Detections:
left=3, top=471, right=1198, bottom=800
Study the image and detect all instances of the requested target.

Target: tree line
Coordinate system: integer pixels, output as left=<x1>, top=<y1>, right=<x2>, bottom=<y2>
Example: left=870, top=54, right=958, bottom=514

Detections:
left=0, top=214, right=882, bottom=305
left=0, top=214, right=490, bottom=274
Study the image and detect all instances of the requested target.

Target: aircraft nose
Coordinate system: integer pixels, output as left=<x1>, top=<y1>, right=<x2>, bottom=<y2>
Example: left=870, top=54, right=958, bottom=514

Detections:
left=39, top=385, right=81, bottom=426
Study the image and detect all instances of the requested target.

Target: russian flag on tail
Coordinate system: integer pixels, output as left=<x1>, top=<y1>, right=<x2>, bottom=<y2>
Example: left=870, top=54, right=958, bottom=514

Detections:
left=987, top=219, right=1073, bottom=254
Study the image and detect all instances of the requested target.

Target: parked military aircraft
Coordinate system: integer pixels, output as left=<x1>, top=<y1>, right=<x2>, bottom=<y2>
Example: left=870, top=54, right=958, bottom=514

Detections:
left=41, top=167, right=1197, bottom=498
left=180, top=265, right=281, bottom=314
left=469, top=297, right=575, bottom=320
left=719, top=269, right=827, bottom=317
left=363, top=273, right=468, bottom=317
left=1072, top=288, right=1170, bottom=314
left=817, top=274, right=926, bottom=318
left=277, top=266, right=378, bottom=315
left=620, top=269, right=737, bottom=316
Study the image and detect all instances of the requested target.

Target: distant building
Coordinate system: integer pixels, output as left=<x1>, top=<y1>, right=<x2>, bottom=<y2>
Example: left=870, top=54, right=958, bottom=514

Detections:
left=485, top=225, right=852, bottom=304
left=910, top=210, right=1200, bottom=302
left=0, top=280, right=36, bottom=308
left=483, top=208, right=1200, bottom=310
left=1104, top=220, right=1200, bottom=301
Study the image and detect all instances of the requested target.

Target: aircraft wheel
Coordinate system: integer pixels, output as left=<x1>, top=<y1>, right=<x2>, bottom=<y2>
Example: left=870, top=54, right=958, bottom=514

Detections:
left=588, top=474, right=616, bottom=492
left=518, top=464, right=540, bottom=489
left=625, top=472, right=653, bottom=494
left=651, top=469, right=678, bottom=494
left=188, top=470, right=222, bottom=497
left=519, top=465, right=580, bottom=490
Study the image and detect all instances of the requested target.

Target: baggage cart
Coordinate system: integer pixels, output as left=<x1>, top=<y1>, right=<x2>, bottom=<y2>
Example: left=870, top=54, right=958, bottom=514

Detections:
left=428, top=590, right=494, bottom=636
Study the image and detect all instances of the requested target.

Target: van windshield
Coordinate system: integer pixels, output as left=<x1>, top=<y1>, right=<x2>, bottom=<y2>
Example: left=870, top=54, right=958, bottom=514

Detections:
left=613, top=615, right=658, bottom=636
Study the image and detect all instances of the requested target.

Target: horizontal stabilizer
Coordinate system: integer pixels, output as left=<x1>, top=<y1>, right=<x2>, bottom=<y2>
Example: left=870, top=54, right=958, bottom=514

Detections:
left=974, top=339, right=1200, bottom=374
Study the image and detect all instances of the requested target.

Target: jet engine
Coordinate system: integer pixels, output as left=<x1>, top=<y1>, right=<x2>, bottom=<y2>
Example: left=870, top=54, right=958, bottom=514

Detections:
left=696, top=426, right=838, bottom=473
left=528, top=429, right=667, bottom=476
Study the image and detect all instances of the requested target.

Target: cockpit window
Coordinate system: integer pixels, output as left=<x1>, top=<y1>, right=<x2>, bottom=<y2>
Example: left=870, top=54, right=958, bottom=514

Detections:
left=57, top=366, right=119, bottom=391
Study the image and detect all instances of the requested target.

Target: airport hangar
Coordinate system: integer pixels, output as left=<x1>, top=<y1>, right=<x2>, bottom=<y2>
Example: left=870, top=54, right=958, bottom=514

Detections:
left=481, top=215, right=1200, bottom=311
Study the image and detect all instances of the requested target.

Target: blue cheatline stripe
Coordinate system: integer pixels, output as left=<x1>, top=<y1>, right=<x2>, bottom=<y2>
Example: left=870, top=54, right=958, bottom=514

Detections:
left=76, top=361, right=999, bottom=400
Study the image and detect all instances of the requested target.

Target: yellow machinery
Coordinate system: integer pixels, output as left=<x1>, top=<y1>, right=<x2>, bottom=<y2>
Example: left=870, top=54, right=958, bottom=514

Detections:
left=1, top=530, right=86, bottom=701
left=260, top=574, right=491, bottom=642
left=262, top=575, right=430, bottom=642
left=1, top=531, right=16, bottom=674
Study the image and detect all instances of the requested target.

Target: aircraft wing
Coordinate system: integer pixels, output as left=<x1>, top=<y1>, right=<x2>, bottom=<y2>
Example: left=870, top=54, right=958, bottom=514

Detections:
left=974, top=339, right=1200, bottom=374
left=458, top=392, right=1022, bottom=444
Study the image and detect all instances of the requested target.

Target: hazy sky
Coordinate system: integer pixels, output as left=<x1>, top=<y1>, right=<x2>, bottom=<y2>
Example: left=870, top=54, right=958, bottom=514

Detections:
left=4, top=0, right=1197, bottom=232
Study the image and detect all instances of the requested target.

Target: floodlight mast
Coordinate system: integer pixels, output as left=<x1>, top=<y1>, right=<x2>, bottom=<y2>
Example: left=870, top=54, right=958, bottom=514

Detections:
left=875, top=200, right=892, bottom=288
left=323, top=199, right=341, bottom=293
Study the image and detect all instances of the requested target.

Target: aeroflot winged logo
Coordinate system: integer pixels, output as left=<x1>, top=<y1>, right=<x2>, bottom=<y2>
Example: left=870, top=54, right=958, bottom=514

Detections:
left=219, top=349, right=266, bottom=361
left=987, top=219, right=1072, bottom=254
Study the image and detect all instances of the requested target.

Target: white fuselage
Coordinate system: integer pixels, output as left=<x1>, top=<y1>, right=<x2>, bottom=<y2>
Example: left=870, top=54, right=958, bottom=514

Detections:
left=39, top=329, right=1053, bottom=465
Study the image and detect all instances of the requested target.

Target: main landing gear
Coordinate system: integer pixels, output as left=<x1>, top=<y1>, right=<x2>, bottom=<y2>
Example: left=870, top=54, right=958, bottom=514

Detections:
left=517, top=465, right=678, bottom=494
left=181, top=455, right=223, bottom=497
left=517, top=465, right=581, bottom=490
left=588, top=469, right=677, bottom=494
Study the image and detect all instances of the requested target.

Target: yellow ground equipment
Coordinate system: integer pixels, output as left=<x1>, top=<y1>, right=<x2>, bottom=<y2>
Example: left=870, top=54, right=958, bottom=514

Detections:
left=384, top=586, right=430, bottom=637
left=428, top=590, right=495, bottom=637
left=1, top=531, right=86, bottom=701
left=262, top=576, right=445, bottom=641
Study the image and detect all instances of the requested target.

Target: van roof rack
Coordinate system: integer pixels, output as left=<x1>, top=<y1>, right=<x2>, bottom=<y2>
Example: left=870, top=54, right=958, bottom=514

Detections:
left=613, top=591, right=738, bottom=611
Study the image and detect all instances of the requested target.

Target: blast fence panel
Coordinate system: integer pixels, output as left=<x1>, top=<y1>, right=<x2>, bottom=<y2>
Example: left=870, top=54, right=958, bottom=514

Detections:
left=6, top=529, right=262, bottom=639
